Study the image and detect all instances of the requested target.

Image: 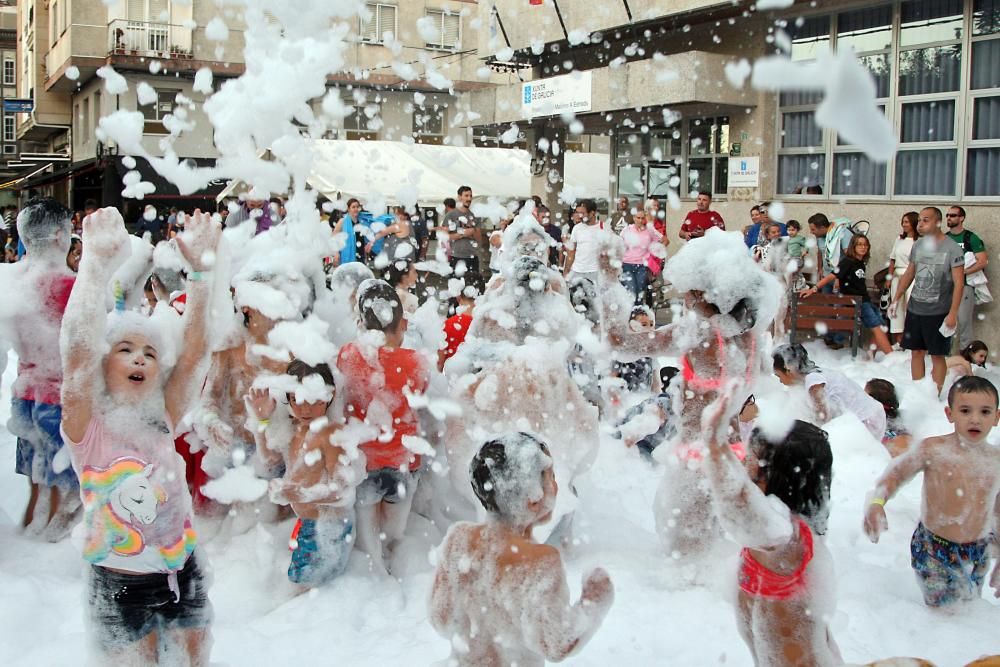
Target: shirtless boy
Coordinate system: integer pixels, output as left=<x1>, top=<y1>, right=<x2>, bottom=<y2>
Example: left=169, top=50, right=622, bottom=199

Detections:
left=430, top=433, right=614, bottom=666
left=864, top=376, right=1000, bottom=606
left=248, top=360, right=363, bottom=587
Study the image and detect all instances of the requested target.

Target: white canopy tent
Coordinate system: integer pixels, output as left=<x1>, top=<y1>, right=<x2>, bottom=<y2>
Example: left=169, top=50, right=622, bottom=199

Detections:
left=216, top=140, right=611, bottom=207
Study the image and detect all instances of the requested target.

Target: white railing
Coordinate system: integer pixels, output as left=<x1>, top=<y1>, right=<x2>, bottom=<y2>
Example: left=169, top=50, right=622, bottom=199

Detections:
left=107, top=19, right=192, bottom=58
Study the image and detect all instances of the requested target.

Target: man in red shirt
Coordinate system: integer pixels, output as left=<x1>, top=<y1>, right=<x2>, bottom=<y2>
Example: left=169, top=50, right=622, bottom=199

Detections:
left=679, top=191, right=726, bottom=241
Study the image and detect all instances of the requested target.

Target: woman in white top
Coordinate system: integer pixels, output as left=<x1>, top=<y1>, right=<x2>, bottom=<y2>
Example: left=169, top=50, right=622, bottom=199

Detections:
left=773, top=344, right=886, bottom=441
left=885, top=212, right=919, bottom=345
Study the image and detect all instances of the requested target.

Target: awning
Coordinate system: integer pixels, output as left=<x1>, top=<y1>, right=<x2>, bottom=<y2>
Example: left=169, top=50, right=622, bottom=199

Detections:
left=6, top=158, right=100, bottom=191
left=114, top=156, right=227, bottom=200
left=0, top=163, right=54, bottom=190
left=216, top=140, right=611, bottom=206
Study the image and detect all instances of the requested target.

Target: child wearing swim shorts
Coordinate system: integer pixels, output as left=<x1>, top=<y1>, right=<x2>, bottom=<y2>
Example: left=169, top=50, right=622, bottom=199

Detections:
left=61, top=207, right=220, bottom=663
left=864, top=376, right=1000, bottom=606
left=248, top=360, right=364, bottom=587
left=430, top=433, right=614, bottom=666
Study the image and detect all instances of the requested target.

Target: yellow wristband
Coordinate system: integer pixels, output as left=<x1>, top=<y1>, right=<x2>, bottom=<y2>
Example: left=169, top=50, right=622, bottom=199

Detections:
left=258, top=419, right=270, bottom=428
left=871, top=497, right=886, bottom=507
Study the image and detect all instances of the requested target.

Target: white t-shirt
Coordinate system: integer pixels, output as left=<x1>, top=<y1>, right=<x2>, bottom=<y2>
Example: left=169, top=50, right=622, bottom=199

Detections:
left=805, top=369, right=885, bottom=439
left=567, top=222, right=605, bottom=273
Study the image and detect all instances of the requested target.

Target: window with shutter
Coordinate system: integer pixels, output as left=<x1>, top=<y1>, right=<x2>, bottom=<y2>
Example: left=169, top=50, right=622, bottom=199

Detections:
left=424, top=10, right=460, bottom=49
left=361, top=3, right=395, bottom=44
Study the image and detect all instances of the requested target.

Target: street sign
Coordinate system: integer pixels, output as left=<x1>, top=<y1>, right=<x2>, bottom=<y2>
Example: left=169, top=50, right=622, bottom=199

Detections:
left=3, top=99, right=34, bottom=113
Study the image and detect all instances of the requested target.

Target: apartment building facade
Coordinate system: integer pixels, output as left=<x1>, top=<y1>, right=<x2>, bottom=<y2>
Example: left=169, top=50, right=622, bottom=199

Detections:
left=14, top=0, right=497, bottom=215
left=465, top=0, right=1000, bottom=348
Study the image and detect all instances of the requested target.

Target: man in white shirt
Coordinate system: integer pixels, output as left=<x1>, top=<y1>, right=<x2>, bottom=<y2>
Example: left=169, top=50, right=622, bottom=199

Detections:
left=563, top=199, right=604, bottom=283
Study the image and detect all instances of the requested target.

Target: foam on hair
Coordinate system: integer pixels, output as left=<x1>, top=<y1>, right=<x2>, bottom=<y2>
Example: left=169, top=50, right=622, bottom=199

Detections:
left=17, top=197, right=72, bottom=254
left=470, top=433, right=552, bottom=525
left=104, top=310, right=178, bottom=375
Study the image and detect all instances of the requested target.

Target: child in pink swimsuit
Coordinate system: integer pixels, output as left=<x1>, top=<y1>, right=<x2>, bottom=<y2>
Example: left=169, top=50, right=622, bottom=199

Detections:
left=61, top=207, right=220, bottom=665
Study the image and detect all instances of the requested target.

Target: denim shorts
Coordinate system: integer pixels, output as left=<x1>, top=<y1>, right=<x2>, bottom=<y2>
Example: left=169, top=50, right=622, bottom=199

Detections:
left=356, top=468, right=418, bottom=506
left=88, top=553, right=211, bottom=648
left=11, top=398, right=78, bottom=489
left=859, top=301, right=884, bottom=329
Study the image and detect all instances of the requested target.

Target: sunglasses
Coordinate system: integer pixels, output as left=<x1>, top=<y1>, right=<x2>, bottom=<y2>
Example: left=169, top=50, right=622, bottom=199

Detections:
left=945, top=213, right=962, bottom=218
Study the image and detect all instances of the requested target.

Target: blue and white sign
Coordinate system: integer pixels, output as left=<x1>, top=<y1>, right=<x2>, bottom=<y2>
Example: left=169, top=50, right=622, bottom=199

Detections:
left=3, top=99, right=34, bottom=113
left=521, top=71, right=592, bottom=119
left=727, top=156, right=760, bottom=188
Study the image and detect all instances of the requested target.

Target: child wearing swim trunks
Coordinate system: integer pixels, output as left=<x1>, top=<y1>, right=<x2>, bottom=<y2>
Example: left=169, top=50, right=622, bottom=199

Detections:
left=430, top=433, right=614, bottom=667
left=337, top=279, right=429, bottom=575
left=61, top=207, right=219, bottom=664
left=0, top=198, right=80, bottom=537
left=248, top=360, right=364, bottom=587
left=864, top=375, right=1000, bottom=607
left=703, top=392, right=842, bottom=667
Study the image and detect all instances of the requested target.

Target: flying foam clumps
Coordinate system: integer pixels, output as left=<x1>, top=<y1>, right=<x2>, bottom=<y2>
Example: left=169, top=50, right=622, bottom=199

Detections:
left=664, top=227, right=781, bottom=334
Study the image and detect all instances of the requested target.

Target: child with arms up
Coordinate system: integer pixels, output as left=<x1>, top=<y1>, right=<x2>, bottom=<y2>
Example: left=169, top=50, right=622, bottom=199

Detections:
left=429, top=433, right=614, bottom=667
left=60, top=207, right=220, bottom=665
left=864, top=376, right=1000, bottom=607
left=248, top=360, right=364, bottom=588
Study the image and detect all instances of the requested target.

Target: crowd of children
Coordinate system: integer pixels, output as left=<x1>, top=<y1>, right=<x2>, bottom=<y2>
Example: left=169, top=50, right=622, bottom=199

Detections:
left=1, top=195, right=998, bottom=666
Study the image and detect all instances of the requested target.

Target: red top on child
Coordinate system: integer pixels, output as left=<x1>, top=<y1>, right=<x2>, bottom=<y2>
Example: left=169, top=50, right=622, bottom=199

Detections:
left=337, top=342, right=429, bottom=471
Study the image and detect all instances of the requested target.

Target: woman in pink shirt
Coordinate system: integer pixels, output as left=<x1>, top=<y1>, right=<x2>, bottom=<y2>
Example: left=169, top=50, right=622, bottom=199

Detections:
left=619, top=209, right=666, bottom=304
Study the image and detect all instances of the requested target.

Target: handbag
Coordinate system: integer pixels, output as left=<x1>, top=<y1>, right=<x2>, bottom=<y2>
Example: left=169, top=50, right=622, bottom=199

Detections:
left=645, top=254, right=664, bottom=276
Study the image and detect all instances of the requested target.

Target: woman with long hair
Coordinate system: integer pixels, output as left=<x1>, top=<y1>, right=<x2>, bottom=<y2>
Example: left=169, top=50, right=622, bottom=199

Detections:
left=885, top=212, right=920, bottom=345
left=801, top=233, right=892, bottom=356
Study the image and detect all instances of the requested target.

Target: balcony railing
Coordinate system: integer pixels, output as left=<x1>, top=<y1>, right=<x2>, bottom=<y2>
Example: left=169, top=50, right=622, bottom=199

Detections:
left=107, top=19, right=193, bottom=59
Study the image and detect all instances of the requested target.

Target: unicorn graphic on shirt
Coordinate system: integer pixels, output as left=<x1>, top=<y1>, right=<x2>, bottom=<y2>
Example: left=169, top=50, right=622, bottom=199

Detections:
left=80, top=456, right=166, bottom=563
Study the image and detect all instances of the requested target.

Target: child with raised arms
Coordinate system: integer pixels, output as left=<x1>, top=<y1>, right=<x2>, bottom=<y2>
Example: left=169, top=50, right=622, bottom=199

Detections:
left=60, top=207, right=220, bottom=664
left=248, top=359, right=364, bottom=587
left=429, top=433, right=614, bottom=666
left=864, top=375, right=1000, bottom=607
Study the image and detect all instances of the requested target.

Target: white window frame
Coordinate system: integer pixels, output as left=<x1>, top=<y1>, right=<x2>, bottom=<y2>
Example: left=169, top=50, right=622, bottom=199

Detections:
left=4, top=115, right=15, bottom=143
left=343, top=96, right=381, bottom=140
left=3, top=57, right=15, bottom=86
left=773, top=0, right=1000, bottom=202
left=423, top=9, right=461, bottom=51
left=412, top=105, right=447, bottom=143
left=360, top=3, right=397, bottom=45
left=3, top=144, right=16, bottom=155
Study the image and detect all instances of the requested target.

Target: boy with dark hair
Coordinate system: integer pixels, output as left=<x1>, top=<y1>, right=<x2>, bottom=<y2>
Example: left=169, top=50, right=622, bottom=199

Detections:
left=0, top=197, right=80, bottom=537
left=248, top=359, right=363, bottom=588
left=864, top=375, right=1000, bottom=606
left=430, top=433, right=614, bottom=666
left=337, top=280, right=429, bottom=574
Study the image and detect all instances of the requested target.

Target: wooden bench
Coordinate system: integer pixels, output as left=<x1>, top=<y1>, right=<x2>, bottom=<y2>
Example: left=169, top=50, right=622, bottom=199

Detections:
left=788, top=292, right=863, bottom=358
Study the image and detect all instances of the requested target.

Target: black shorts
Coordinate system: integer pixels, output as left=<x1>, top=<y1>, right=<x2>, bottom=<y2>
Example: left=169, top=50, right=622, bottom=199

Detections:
left=88, top=553, right=212, bottom=648
left=902, top=311, right=951, bottom=356
left=356, top=467, right=418, bottom=506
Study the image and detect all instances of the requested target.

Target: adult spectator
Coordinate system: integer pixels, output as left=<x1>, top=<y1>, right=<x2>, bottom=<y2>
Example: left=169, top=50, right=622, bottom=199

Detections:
left=945, top=205, right=988, bottom=349
left=646, top=198, right=665, bottom=237
left=136, top=204, right=165, bottom=244
left=609, top=196, right=633, bottom=234
left=225, top=198, right=275, bottom=235
left=679, top=191, right=725, bottom=241
left=413, top=206, right=431, bottom=261
left=332, top=197, right=365, bottom=266
left=443, top=185, right=481, bottom=273
left=563, top=199, right=604, bottom=283
left=886, top=211, right=920, bottom=347
left=890, top=207, right=965, bottom=392
left=533, top=204, right=564, bottom=269
left=754, top=203, right=786, bottom=250
left=620, top=208, right=666, bottom=304
left=743, top=205, right=763, bottom=248
left=807, top=213, right=851, bottom=290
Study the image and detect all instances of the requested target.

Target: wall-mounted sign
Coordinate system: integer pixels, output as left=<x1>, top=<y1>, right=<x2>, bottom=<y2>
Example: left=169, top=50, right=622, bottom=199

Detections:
left=730, top=142, right=742, bottom=156
left=3, top=99, right=34, bottom=113
left=521, top=71, right=592, bottom=119
left=727, top=156, right=760, bottom=188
